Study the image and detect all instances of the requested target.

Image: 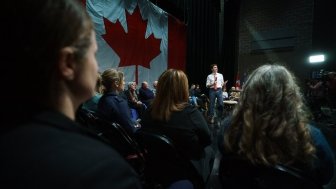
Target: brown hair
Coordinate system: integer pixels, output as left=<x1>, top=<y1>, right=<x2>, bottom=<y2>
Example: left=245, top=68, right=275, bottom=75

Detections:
left=210, top=64, right=217, bottom=69
left=150, top=69, right=189, bottom=121
left=224, top=64, right=316, bottom=167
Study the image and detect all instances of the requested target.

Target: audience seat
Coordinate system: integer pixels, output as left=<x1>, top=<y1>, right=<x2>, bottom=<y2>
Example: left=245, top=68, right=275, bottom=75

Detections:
left=136, top=131, right=205, bottom=189
left=76, top=108, right=146, bottom=176
left=218, top=156, right=323, bottom=189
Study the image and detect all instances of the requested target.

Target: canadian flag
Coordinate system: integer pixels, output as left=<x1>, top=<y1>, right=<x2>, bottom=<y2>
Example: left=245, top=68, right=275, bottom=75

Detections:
left=83, top=0, right=186, bottom=86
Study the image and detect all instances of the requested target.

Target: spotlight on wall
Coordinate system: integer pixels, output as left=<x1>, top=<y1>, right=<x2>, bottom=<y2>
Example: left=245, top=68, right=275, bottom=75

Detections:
left=308, top=54, right=325, bottom=64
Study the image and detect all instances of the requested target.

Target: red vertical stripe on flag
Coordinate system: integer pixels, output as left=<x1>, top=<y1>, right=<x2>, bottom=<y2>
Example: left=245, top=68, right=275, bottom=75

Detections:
left=168, top=15, right=186, bottom=71
left=81, top=0, right=86, bottom=7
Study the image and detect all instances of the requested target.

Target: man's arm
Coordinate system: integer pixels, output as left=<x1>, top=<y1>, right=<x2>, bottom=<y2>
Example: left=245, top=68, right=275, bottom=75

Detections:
left=206, top=75, right=212, bottom=88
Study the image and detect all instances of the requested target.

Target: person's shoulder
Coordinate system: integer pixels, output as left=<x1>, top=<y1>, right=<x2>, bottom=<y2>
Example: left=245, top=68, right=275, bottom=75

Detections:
left=183, top=105, right=204, bottom=118
left=0, top=123, right=142, bottom=188
left=307, top=124, right=321, bottom=134
left=100, top=93, right=118, bottom=104
left=306, top=124, right=330, bottom=145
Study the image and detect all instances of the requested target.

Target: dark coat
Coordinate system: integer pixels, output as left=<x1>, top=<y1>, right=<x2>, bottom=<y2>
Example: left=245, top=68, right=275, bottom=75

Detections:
left=0, top=111, right=141, bottom=189
left=138, top=87, right=154, bottom=107
left=98, top=91, right=138, bottom=134
left=142, top=105, right=211, bottom=160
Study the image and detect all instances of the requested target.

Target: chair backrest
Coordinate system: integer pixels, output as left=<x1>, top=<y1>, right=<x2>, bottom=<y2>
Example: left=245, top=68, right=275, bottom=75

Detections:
left=136, top=131, right=204, bottom=189
left=219, top=156, right=323, bottom=189
left=76, top=108, right=146, bottom=175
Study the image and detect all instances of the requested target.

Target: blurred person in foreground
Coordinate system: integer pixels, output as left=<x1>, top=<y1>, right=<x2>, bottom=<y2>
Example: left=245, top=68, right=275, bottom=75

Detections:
left=218, top=64, right=334, bottom=186
left=0, top=0, right=141, bottom=188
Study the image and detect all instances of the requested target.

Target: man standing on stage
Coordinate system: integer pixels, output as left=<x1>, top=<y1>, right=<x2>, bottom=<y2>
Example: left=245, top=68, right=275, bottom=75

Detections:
left=206, top=64, right=227, bottom=123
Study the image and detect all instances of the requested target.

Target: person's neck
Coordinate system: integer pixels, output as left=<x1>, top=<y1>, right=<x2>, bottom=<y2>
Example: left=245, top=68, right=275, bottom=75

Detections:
left=108, top=88, right=119, bottom=94
left=50, top=83, right=85, bottom=121
left=52, top=93, right=77, bottom=121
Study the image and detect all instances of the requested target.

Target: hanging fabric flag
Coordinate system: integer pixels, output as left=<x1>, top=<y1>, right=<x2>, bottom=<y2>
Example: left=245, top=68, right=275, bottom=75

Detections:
left=83, top=0, right=186, bottom=87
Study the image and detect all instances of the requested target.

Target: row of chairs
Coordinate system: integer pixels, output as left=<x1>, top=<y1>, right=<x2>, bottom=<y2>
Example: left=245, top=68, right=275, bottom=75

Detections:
left=218, top=156, right=323, bottom=189
left=76, top=108, right=203, bottom=189
left=76, top=108, right=323, bottom=189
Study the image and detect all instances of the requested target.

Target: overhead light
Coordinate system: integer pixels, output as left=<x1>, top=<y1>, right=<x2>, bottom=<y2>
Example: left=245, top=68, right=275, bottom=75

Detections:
left=309, top=54, right=325, bottom=63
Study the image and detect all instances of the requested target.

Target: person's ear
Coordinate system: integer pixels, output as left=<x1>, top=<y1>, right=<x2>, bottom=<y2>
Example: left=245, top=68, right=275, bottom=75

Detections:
left=58, top=47, right=76, bottom=80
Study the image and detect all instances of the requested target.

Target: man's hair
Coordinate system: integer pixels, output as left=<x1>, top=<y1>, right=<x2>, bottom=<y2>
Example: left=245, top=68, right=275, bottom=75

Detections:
left=210, top=64, right=217, bottom=69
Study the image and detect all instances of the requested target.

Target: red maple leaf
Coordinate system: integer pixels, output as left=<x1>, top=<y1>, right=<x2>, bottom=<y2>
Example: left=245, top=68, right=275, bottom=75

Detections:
left=102, top=6, right=161, bottom=70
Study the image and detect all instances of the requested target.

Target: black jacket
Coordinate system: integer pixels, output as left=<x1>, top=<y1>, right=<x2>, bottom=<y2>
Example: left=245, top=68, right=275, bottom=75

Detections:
left=142, top=105, right=211, bottom=160
left=0, top=111, right=141, bottom=189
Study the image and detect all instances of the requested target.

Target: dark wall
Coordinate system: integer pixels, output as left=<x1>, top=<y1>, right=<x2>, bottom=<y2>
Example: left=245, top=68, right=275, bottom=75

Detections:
left=312, top=0, right=336, bottom=72
left=152, top=0, right=335, bottom=89
left=237, top=0, right=315, bottom=84
left=222, top=0, right=240, bottom=89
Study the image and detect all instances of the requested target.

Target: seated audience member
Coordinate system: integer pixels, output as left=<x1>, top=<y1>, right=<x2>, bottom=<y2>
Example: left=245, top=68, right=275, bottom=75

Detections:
left=222, top=87, right=229, bottom=100
left=194, top=84, right=208, bottom=111
left=138, top=81, right=155, bottom=107
left=229, top=87, right=240, bottom=101
left=152, top=80, right=158, bottom=96
left=98, top=69, right=140, bottom=134
left=218, top=64, right=334, bottom=186
left=0, top=0, right=141, bottom=188
left=194, top=84, right=202, bottom=97
left=307, top=78, right=326, bottom=119
left=124, top=81, right=146, bottom=119
left=82, top=73, right=103, bottom=113
left=141, top=69, right=213, bottom=182
left=189, top=84, right=199, bottom=107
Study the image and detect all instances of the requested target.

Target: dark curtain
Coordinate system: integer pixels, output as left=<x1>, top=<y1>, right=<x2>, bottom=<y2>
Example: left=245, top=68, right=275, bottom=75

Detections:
left=185, top=0, right=220, bottom=92
left=151, top=0, right=233, bottom=92
left=222, top=0, right=240, bottom=89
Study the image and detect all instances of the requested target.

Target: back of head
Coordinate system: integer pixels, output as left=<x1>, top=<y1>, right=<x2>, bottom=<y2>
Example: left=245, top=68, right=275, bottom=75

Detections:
left=101, top=69, right=123, bottom=93
left=96, top=73, right=103, bottom=93
left=224, top=64, right=315, bottom=166
left=141, top=81, right=148, bottom=89
left=1, top=0, right=93, bottom=126
left=151, top=69, right=189, bottom=121
left=153, top=80, right=158, bottom=88
left=127, top=82, right=134, bottom=90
